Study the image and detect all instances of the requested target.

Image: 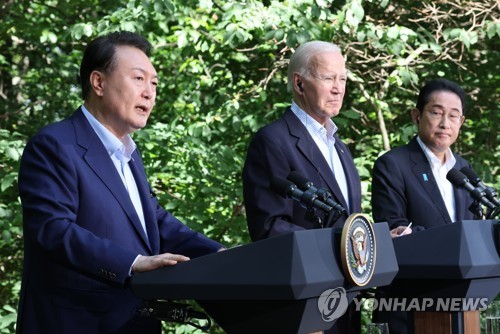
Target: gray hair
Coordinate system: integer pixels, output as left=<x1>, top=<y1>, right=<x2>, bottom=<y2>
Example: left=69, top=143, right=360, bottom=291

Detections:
left=287, top=41, right=343, bottom=92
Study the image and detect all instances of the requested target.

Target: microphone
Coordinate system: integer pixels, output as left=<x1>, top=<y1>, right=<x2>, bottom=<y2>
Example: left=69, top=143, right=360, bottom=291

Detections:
left=270, top=177, right=334, bottom=213
left=460, top=166, right=500, bottom=207
left=287, top=171, right=346, bottom=214
left=446, top=168, right=496, bottom=210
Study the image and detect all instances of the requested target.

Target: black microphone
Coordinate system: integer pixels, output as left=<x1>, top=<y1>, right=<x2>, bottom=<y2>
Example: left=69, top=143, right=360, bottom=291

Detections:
left=460, top=167, right=500, bottom=207
left=287, top=171, right=346, bottom=214
left=446, top=168, right=496, bottom=210
left=270, top=177, right=334, bottom=213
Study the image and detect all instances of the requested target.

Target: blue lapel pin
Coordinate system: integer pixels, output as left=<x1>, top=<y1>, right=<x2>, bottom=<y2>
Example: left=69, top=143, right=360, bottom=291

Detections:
left=422, top=173, right=428, bottom=181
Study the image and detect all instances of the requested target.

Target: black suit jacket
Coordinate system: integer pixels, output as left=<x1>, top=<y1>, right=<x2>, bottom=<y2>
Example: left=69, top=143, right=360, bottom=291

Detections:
left=243, top=107, right=362, bottom=241
left=371, top=136, right=476, bottom=230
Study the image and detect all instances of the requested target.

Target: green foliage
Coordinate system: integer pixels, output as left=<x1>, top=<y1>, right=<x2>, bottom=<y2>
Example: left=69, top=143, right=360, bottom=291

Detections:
left=0, top=130, right=23, bottom=333
left=0, top=0, right=498, bottom=332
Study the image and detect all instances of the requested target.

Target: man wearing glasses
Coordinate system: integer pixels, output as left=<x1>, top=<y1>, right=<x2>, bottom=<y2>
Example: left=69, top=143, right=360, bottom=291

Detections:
left=372, top=78, right=475, bottom=233
left=370, top=78, right=477, bottom=332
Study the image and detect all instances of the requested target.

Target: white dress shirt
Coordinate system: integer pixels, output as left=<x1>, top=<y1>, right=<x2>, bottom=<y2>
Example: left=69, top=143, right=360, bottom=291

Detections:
left=291, top=102, right=349, bottom=210
left=417, top=136, right=457, bottom=222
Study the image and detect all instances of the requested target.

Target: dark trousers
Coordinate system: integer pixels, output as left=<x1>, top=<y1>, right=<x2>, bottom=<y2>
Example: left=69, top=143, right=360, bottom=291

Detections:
left=327, top=303, right=361, bottom=334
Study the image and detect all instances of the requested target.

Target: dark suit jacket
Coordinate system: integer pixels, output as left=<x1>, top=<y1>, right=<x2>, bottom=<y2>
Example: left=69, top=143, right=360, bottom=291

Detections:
left=242, top=108, right=363, bottom=334
left=243, top=107, right=362, bottom=240
left=372, top=136, right=476, bottom=230
left=16, top=108, right=223, bottom=334
left=371, top=137, right=477, bottom=334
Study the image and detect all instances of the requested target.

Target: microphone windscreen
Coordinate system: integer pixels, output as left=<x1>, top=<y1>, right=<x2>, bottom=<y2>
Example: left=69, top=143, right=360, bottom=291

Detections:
left=287, top=171, right=310, bottom=190
left=460, top=166, right=480, bottom=185
left=446, top=168, right=467, bottom=187
left=270, top=177, right=295, bottom=198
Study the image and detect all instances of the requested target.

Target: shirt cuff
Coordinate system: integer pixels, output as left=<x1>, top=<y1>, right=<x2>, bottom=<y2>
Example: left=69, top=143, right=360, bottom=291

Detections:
left=129, top=254, right=142, bottom=276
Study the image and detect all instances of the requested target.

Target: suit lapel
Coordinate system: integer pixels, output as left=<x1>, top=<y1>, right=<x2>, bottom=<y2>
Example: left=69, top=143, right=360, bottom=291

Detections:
left=72, top=108, right=153, bottom=253
left=129, top=154, right=160, bottom=254
left=283, top=109, right=349, bottom=210
left=408, top=138, right=452, bottom=224
left=451, top=158, right=468, bottom=221
left=334, top=138, right=360, bottom=213
left=453, top=187, right=466, bottom=221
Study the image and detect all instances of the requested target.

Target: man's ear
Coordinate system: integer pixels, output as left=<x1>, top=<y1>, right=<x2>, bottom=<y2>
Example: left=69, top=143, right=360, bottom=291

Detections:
left=411, top=108, right=420, bottom=125
left=89, top=71, right=105, bottom=97
left=293, top=73, right=303, bottom=94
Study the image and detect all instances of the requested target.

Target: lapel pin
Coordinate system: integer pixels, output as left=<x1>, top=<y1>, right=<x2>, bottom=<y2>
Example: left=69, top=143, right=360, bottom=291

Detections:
left=422, top=173, right=428, bottom=181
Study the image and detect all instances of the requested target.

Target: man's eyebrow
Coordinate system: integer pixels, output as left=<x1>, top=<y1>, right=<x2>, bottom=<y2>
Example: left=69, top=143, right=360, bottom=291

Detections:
left=131, top=67, right=158, bottom=79
left=317, top=72, right=347, bottom=77
left=429, top=103, right=461, bottom=113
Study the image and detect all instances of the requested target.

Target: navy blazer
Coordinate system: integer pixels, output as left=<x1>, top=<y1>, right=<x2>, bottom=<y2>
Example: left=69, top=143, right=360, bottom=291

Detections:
left=17, top=108, right=223, bottom=334
left=371, top=136, right=476, bottom=230
left=243, top=108, right=362, bottom=241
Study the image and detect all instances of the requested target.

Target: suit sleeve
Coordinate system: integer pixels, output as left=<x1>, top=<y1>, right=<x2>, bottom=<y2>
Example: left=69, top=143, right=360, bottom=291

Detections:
left=155, top=205, right=224, bottom=258
left=242, top=129, right=306, bottom=241
left=371, top=154, right=412, bottom=229
left=19, top=133, right=140, bottom=286
left=128, top=150, right=224, bottom=258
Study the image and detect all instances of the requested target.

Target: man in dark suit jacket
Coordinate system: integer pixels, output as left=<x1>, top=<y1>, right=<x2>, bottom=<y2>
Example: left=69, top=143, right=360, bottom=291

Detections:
left=372, top=137, right=475, bottom=230
left=243, top=107, right=362, bottom=239
left=16, top=31, right=224, bottom=334
left=371, top=78, right=476, bottom=333
left=243, top=41, right=362, bottom=333
left=372, top=78, right=476, bottom=231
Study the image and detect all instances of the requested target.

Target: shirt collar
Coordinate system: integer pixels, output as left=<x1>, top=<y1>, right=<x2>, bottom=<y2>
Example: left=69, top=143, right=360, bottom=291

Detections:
left=290, top=101, right=338, bottom=138
left=416, top=136, right=456, bottom=169
left=81, top=105, right=136, bottom=163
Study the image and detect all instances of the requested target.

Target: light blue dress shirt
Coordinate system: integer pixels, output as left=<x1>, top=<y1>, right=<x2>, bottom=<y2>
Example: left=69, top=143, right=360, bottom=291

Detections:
left=81, top=105, right=148, bottom=236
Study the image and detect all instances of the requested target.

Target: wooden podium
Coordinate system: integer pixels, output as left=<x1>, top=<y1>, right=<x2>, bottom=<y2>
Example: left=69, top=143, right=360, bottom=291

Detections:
left=387, top=219, right=500, bottom=334
left=131, top=223, right=399, bottom=333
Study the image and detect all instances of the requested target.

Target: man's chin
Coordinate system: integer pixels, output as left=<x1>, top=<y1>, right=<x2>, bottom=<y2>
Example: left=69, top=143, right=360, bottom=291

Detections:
left=328, top=109, right=341, bottom=118
left=131, top=122, right=148, bottom=133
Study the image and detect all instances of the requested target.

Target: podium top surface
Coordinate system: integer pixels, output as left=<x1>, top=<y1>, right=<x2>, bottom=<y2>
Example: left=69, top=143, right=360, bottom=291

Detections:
left=393, top=219, right=500, bottom=279
left=131, top=223, right=398, bottom=300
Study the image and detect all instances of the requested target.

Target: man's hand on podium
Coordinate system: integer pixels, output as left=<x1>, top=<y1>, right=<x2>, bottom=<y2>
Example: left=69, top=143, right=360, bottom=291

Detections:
left=390, top=223, right=413, bottom=238
left=132, top=253, right=190, bottom=273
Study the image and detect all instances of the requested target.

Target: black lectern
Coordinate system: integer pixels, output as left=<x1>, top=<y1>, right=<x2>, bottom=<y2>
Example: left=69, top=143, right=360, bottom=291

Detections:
left=388, top=220, right=500, bottom=334
left=131, top=223, right=398, bottom=333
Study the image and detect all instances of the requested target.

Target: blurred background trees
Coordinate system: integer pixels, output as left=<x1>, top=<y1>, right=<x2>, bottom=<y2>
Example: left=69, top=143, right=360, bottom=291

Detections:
left=0, top=0, right=498, bottom=332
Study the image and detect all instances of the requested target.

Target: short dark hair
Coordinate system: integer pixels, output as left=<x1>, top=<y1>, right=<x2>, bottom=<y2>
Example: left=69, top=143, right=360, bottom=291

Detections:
left=415, top=78, right=467, bottom=116
left=79, top=31, right=153, bottom=100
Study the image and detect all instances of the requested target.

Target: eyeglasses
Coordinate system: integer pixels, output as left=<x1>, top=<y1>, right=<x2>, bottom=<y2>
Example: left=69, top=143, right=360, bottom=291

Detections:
left=425, top=110, right=464, bottom=124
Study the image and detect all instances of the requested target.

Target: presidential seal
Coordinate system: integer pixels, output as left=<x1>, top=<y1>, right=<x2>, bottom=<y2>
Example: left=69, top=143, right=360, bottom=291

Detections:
left=340, top=213, right=376, bottom=286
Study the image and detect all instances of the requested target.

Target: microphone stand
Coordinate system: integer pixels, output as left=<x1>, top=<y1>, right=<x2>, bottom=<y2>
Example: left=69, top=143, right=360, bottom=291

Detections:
left=137, top=300, right=212, bottom=332
left=469, top=201, right=484, bottom=220
left=301, top=198, right=344, bottom=229
left=304, top=208, right=325, bottom=229
left=486, top=206, right=500, bottom=220
left=323, top=207, right=343, bottom=228
left=304, top=203, right=343, bottom=229
left=300, top=186, right=344, bottom=228
left=302, top=188, right=329, bottom=228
